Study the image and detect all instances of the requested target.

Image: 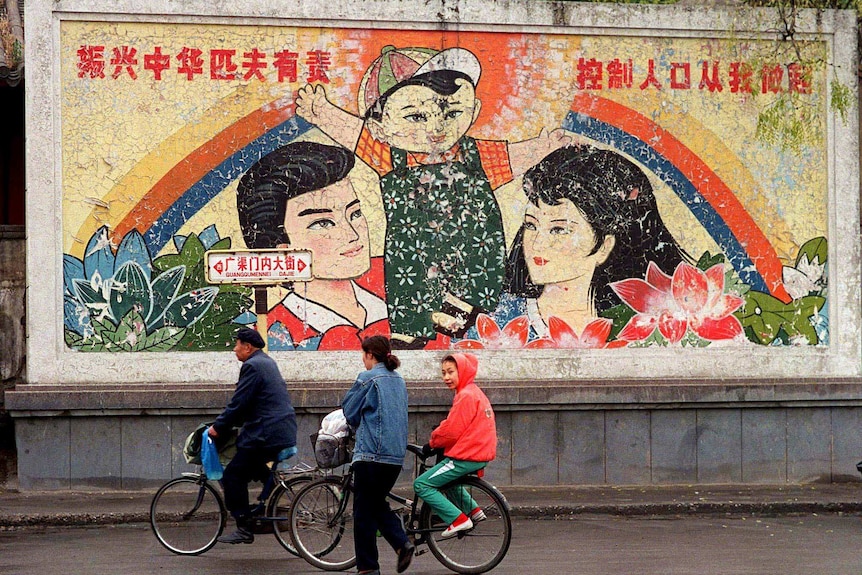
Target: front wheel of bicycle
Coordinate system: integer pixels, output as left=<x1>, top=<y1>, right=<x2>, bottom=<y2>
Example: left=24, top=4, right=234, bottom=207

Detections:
left=289, top=476, right=356, bottom=571
left=150, top=475, right=227, bottom=555
left=267, top=474, right=314, bottom=555
left=420, top=476, right=512, bottom=574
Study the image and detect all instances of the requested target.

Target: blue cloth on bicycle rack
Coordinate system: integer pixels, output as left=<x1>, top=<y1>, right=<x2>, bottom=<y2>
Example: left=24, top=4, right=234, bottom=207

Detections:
left=276, top=445, right=297, bottom=462
left=201, top=427, right=224, bottom=480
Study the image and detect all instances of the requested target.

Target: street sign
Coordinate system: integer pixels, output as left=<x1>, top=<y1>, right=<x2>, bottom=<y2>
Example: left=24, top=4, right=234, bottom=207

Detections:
left=205, top=249, right=313, bottom=284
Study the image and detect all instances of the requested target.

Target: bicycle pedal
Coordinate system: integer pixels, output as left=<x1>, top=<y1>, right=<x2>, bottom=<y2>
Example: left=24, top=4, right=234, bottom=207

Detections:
left=415, top=548, right=429, bottom=556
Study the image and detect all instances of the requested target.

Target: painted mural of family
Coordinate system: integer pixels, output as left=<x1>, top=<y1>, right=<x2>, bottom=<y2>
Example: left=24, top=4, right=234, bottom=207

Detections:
left=236, top=45, right=697, bottom=351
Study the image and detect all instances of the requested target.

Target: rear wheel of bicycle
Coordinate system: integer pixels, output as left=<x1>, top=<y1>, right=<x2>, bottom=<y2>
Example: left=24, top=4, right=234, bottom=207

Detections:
left=150, top=475, right=227, bottom=555
left=289, top=477, right=356, bottom=571
left=420, top=476, right=512, bottom=574
left=267, top=474, right=314, bottom=555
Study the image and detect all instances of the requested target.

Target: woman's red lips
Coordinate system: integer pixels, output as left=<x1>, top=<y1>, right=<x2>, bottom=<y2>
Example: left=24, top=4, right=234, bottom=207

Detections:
left=533, top=257, right=549, bottom=266
left=341, top=245, right=365, bottom=257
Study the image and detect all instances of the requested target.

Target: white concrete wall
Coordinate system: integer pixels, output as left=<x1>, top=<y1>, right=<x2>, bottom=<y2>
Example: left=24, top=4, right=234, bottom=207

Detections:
left=23, top=0, right=860, bottom=385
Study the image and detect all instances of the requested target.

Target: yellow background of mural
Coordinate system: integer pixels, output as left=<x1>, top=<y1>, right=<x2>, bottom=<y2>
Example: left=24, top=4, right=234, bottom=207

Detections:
left=57, top=19, right=833, bottom=354
left=61, top=21, right=827, bottom=264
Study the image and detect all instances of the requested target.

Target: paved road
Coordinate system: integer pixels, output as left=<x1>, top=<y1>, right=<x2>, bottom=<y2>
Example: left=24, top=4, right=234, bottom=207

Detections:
left=1, top=515, right=860, bottom=574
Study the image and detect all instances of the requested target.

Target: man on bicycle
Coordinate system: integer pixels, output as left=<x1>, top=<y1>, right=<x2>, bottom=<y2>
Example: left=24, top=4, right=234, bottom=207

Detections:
left=208, top=327, right=298, bottom=544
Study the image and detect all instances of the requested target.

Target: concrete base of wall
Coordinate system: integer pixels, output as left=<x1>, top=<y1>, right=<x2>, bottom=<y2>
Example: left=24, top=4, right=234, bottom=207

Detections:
left=9, top=381, right=862, bottom=489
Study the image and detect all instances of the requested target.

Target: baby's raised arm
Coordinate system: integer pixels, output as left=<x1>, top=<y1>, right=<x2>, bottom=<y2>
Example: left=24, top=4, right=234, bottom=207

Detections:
left=295, top=84, right=364, bottom=151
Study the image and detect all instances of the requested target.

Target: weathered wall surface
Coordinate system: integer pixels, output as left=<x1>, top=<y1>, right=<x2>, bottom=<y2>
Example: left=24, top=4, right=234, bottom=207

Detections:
left=10, top=0, right=862, bottom=489
left=23, top=0, right=862, bottom=383
left=0, top=231, right=25, bottom=382
left=0, top=229, right=25, bottom=487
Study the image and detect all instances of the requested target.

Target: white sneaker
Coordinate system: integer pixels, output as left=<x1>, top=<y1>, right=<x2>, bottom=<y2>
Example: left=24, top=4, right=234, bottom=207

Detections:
left=441, top=517, right=473, bottom=539
left=469, top=508, right=487, bottom=522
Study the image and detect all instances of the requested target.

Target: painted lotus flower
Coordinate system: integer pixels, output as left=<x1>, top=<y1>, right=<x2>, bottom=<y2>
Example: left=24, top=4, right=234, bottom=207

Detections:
left=454, top=313, right=626, bottom=349
left=525, top=316, right=629, bottom=349
left=63, top=225, right=252, bottom=351
left=454, top=314, right=530, bottom=349
left=782, top=253, right=826, bottom=300
left=611, top=261, right=744, bottom=344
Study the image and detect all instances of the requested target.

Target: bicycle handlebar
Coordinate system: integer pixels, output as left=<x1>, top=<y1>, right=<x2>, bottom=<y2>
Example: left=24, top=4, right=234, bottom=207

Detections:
left=406, top=443, right=444, bottom=460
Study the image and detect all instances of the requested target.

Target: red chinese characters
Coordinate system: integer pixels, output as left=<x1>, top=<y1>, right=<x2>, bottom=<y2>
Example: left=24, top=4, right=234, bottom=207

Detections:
left=75, top=45, right=332, bottom=83
left=571, top=56, right=814, bottom=95
left=144, top=46, right=170, bottom=80
left=77, top=45, right=106, bottom=79
left=110, top=46, right=138, bottom=79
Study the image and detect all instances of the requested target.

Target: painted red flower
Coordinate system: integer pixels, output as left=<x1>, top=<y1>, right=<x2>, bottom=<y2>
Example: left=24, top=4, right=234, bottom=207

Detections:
left=526, top=316, right=628, bottom=349
left=611, top=261, right=744, bottom=343
left=454, top=314, right=530, bottom=349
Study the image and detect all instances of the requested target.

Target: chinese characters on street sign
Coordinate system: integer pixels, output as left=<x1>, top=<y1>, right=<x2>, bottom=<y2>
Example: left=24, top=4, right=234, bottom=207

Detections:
left=206, top=249, right=313, bottom=284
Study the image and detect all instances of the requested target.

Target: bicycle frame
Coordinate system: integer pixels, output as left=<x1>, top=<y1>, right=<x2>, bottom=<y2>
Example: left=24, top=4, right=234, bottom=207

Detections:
left=151, top=460, right=321, bottom=556
left=320, top=445, right=474, bottom=542
left=288, top=443, right=512, bottom=574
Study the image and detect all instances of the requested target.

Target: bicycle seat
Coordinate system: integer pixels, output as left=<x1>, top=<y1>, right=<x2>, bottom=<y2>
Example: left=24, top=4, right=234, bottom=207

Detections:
left=266, top=445, right=298, bottom=469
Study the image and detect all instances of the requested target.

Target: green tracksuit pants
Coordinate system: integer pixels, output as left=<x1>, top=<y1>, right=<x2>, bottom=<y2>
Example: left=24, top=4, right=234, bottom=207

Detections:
left=413, top=457, right=486, bottom=525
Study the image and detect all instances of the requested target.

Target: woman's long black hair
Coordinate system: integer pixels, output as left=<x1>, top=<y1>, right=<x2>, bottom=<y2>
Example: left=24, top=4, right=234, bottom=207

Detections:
left=362, top=335, right=400, bottom=371
left=506, top=145, right=691, bottom=314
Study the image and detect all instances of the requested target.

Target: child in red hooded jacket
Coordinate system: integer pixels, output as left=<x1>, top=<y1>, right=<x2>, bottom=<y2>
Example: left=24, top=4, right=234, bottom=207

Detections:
left=413, top=353, right=497, bottom=538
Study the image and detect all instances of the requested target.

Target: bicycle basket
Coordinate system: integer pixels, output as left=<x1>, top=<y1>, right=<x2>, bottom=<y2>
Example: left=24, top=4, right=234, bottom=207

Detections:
left=312, top=432, right=353, bottom=468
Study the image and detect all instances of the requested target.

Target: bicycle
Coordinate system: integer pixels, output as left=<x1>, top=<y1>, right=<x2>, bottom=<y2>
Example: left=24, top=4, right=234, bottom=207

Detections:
left=149, top=453, right=320, bottom=556
left=288, top=443, right=512, bottom=574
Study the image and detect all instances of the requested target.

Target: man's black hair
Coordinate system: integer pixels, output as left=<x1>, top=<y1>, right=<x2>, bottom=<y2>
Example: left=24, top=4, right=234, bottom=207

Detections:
left=236, top=141, right=355, bottom=249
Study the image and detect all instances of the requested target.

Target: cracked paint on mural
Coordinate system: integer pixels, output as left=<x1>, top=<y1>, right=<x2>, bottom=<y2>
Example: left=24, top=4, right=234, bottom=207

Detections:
left=60, top=22, right=829, bottom=352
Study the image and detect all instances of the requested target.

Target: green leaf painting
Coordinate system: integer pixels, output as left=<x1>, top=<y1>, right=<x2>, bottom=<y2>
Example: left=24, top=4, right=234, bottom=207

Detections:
left=737, top=291, right=826, bottom=345
left=796, top=236, right=827, bottom=267
left=64, top=227, right=252, bottom=352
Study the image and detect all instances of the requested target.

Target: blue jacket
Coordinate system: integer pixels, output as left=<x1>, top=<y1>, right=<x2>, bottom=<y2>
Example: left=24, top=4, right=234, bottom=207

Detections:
left=213, top=350, right=297, bottom=451
left=341, top=362, right=408, bottom=466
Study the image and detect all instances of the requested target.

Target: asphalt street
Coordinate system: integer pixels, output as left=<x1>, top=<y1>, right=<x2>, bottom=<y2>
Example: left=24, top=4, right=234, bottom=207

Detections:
left=2, top=515, right=860, bottom=575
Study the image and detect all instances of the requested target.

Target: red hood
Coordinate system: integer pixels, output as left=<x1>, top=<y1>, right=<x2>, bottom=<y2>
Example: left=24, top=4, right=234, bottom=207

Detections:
left=451, top=353, right=478, bottom=391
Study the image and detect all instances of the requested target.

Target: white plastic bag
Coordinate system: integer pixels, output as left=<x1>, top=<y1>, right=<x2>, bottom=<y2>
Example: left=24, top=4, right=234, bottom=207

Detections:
left=320, top=409, right=350, bottom=438
left=314, top=409, right=352, bottom=468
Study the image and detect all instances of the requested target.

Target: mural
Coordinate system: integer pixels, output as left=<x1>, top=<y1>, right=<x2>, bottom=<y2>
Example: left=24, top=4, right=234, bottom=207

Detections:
left=61, top=22, right=830, bottom=351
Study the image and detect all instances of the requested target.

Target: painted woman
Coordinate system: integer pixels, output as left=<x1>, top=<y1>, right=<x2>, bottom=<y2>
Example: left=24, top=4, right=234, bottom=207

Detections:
left=494, top=144, right=691, bottom=339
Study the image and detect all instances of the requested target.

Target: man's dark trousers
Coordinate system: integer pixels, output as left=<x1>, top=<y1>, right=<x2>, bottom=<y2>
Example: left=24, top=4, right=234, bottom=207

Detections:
left=222, top=445, right=284, bottom=521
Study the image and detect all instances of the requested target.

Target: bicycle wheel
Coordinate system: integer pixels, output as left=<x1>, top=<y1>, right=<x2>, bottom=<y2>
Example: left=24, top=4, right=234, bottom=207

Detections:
left=289, top=477, right=356, bottom=571
left=421, top=476, right=512, bottom=574
left=150, top=474, right=227, bottom=555
left=267, top=474, right=314, bottom=555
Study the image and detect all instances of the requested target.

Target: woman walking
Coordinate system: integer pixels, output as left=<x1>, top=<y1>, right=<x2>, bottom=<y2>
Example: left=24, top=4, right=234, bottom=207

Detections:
left=341, top=335, right=414, bottom=574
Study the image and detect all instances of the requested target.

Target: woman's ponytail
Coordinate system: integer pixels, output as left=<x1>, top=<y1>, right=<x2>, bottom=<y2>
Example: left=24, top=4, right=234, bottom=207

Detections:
left=361, top=335, right=401, bottom=371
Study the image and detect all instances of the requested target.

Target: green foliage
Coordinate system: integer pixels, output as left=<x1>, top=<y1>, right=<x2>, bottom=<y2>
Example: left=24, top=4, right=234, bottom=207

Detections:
left=553, top=0, right=679, bottom=3
left=628, top=329, right=670, bottom=347
left=796, top=236, right=828, bottom=266
left=64, top=310, right=187, bottom=352
left=695, top=251, right=726, bottom=271
left=744, top=0, right=860, bottom=10
left=736, top=290, right=826, bottom=344
left=830, top=78, right=853, bottom=123
left=152, top=233, right=253, bottom=351
left=64, top=227, right=253, bottom=352
left=600, top=304, right=637, bottom=340
left=755, top=94, right=821, bottom=154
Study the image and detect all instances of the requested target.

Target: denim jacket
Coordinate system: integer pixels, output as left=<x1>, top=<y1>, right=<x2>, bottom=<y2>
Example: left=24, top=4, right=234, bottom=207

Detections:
left=341, top=362, right=408, bottom=466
